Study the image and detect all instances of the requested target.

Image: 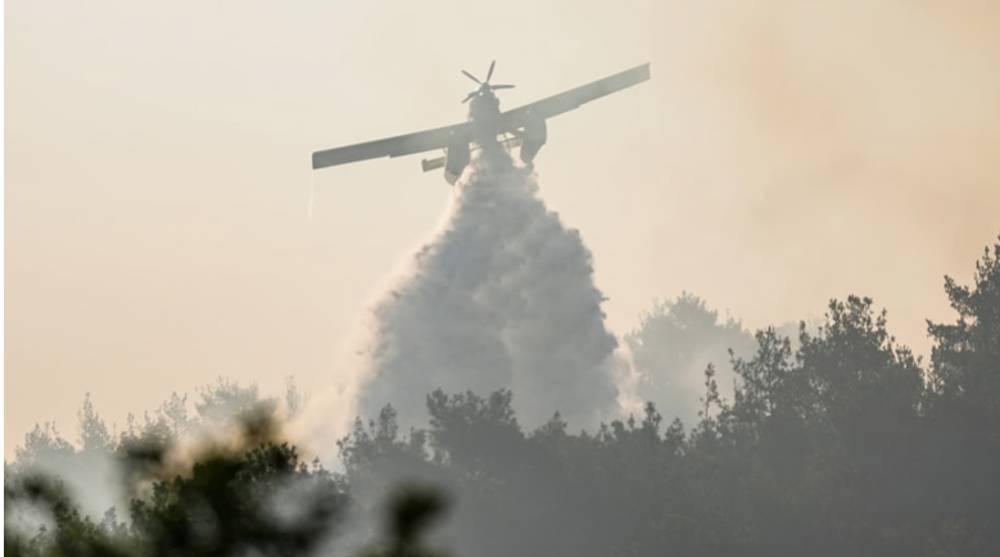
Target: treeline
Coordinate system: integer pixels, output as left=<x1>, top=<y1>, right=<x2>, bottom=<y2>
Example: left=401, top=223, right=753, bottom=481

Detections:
left=5, top=237, right=1000, bottom=557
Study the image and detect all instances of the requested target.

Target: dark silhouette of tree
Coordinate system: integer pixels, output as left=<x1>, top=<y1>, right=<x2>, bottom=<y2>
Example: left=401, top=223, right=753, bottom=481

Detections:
left=922, top=236, right=1000, bottom=556
left=8, top=412, right=349, bottom=557
left=359, top=484, right=449, bottom=557
left=129, top=442, right=345, bottom=557
left=5, top=473, right=134, bottom=557
left=928, top=237, right=1000, bottom=420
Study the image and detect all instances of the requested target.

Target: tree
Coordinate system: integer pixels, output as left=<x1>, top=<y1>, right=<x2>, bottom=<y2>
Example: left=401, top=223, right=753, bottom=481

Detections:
left=928, top=236, right=1000, bottom=426
left=195, top=378, right=276, bottom=428
left=358, top=485, right=450, bottom=557
left=9, top=237, right=1000, bottom=557
left=923, top=236, right=1000, bottom=555
left=78, top=394, right=112, bottom=453
left=625, top=292, right=756, bottom=425
left=130, top=442, right=346, bottom=557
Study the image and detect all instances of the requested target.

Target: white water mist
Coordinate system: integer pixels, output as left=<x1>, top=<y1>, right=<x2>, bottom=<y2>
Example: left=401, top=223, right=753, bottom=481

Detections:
left=355, top=147, right=620, bottom=430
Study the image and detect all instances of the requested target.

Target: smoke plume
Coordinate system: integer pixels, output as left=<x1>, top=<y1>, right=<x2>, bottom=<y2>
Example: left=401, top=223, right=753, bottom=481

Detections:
left=356, top=147, right=620, bottom=430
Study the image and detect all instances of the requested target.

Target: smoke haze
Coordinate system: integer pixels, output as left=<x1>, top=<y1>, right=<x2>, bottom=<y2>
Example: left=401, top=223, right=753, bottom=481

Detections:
left=6, top=0, right=999, bottom=455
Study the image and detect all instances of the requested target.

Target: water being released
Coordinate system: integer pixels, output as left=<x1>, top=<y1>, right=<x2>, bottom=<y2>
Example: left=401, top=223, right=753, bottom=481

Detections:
left=356, top=148, right=620, bottom=430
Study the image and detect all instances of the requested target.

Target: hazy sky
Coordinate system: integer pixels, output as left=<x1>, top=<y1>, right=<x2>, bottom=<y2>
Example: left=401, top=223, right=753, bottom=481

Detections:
left=6, top=0, right=999, bottom=456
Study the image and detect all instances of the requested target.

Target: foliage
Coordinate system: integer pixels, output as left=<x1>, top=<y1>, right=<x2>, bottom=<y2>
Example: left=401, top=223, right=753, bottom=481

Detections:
left=625, top=292, right=757, bottom=425
left=6, top=383, right=349, bottom=557
left=6, top=236, right=1000, bottom=557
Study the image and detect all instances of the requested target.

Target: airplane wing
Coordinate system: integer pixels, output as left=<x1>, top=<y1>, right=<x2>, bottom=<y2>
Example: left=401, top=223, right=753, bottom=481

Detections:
left=501, top=63, right=650, bottom=128
left=312, top=121, right=469, bottom=170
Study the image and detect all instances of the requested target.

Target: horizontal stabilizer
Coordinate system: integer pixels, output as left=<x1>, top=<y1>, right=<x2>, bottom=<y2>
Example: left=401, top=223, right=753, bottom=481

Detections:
left=422, top=157, right=445, bottom=172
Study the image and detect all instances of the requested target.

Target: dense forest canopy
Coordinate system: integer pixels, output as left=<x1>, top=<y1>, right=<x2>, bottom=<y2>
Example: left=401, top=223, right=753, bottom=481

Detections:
left=5, top=236, right=1000, bottom=557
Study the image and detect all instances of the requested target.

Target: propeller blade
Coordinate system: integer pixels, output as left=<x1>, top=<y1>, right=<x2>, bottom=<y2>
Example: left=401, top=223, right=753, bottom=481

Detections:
left=461, top=70, right=481, bottom=84
left=462, top=91, right=477, bottom=103
left=490, top=84, right=515, bottom=90
left=486, top=60, right=496, bottom=82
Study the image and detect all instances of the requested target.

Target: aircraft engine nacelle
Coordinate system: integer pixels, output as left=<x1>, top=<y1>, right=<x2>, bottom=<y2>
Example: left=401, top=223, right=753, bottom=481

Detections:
left=444, top=137, right=470, bottom=185
left=519, top=118, right=547, bottom=164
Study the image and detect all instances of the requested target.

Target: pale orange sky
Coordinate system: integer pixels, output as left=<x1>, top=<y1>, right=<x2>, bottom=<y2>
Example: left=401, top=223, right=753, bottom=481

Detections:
left=6, top=0, right=999, bottom=456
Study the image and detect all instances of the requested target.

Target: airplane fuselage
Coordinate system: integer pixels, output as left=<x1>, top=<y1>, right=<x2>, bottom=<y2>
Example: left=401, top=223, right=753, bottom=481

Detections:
left=443, top=90, right=506, bottom=184
left=468, top=90, right=503, bottom=145
left=442, top=89, right=546, bottom=184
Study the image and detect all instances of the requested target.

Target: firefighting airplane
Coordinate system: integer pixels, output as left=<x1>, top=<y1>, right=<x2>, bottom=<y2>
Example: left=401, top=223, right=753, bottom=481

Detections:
left=311, top=61, right=651, bottom=184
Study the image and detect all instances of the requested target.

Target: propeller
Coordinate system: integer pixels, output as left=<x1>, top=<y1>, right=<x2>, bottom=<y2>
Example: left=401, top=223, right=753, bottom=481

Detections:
left=461, top=70, right=481, bottom=84
left=460, top=60, right=515, bottom=103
